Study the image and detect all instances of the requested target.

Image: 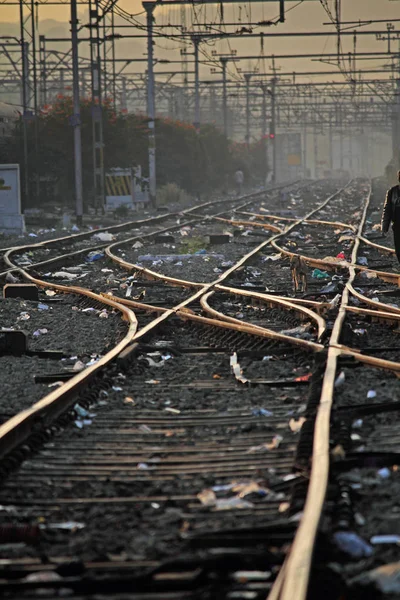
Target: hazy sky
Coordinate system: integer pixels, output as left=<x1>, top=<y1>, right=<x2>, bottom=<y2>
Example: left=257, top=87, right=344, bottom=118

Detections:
left=1, top=0, right=399, bottom=80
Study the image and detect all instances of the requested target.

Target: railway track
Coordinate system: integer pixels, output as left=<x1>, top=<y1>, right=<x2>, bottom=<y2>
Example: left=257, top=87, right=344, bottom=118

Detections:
left=1, top=177, right=398, bottom=599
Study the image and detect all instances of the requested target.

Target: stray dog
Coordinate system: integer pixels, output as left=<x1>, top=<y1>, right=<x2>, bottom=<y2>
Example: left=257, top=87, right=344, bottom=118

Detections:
left=290, top=254, right=308, bottom=293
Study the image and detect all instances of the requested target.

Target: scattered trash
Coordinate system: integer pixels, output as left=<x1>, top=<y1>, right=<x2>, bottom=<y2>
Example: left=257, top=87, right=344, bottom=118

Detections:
left=350, top=561, right=400, bottom=594
left=336, top=252, right=345, bottom=259
left=312, top=269, right=330, bottom=280
left=367, top=390, right=376, bottom=399
left=33, top=328, right=48, bottom=337
left=18, top=312, right=30, bottom=321
left=23, top=572, right=62, bottom=583
left=252, top=408, right=273, bottom=417
left=263, top=253, right=281, bottom=262
left=328, top=294, right=341, bottom=310
left=371, top=535, right=400, bottom=545
left=230, top=352, right=248, bottom=384
left=137, top=463, right=150, bottom=470
left=51, top=271, right=79, bottom=280
left=321, top=281, right=340, bottom=294
left=333, top=531, right=373, bottom=558
left=71, top=224, right=80, bottom=232
left=85, top=251, right=104, bottom=262
left=165, top=407, right=181, bottom=414
left=74, top=404, right=89, bottom=418
left=352, top=419, right=363, bottom=429
left=41, top=521, right=85, bottom=531
left=215, top=498, right=254, bottom=510
left=197, top=489, right=216, bottom=506
left=73, top=360, right=85, bottom=372
left=99, top=310, right=108, bottom=319
left=74, top=419, right=92, bottom=428
left=247, top=435, right=283, bottom=453
left=138, top=424, right=152, bottom=433
left=45, top=290, right=57, bottom=296
left=37, top=303, right=49, bottom=311
left=377, top=467, right=391, bottom=479
left=92, top=232, right=115, bottom=242
left=289, top=417, right=306, bottom=433
left=132, top=241, right=143, bottom=249
left=28, top=232, right=38, bottom=238
left=124, top=396, right=135, bottom=404
left=357, top=256, right=368, bottom=266
left=112, top=386, right=123, bottom=392
left=280, top=324, right=313, bottom=340
left=5, top=272, right=18, bottom=283
left=63, top=266, right=84, bottom=274
left=334, top=371, right=345, bottom=388
left=294, top=373, right=312, bottom=382
left=353, top=328, right=367, bottom=335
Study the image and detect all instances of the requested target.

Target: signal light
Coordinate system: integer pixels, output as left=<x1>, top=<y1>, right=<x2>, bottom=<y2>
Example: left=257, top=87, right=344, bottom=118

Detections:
left=269, top=133, right=275, bottom=139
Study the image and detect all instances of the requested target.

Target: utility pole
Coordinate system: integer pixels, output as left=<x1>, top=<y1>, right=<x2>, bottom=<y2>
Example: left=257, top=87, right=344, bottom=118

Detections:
left=221, top=57, right=228, bottom=137
left=270, top=77, right=277, bottom=183
left=39, top=35, right=47, bottom=106
left=19, top=0, right=29, bottom=207
left=193, top=34, right=200, bottom=133
left=261, top=83, right=268, bottom=186
left=89, top=0, right=105, bottom=214
left=244, top=73, right=251, bottom=146
left=70, top=0, right=83, bottom=225
left=144, top=1, right=156, bottom=206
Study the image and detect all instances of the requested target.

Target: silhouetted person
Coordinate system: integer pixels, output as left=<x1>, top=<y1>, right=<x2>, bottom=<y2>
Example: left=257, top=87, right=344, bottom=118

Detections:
left=381, top=170, right=400, bottom=263
left=234, top=169, right=244, bottom=196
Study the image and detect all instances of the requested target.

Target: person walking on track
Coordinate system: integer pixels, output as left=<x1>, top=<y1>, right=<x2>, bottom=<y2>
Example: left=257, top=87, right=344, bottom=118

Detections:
left=234, top=169, right=244, bottom=196
left=381, top=170, right=400, bottom=264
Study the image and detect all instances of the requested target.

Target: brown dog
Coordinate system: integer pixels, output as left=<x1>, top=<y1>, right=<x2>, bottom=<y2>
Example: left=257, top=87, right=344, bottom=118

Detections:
left=290, top=254, right=308, bottom=293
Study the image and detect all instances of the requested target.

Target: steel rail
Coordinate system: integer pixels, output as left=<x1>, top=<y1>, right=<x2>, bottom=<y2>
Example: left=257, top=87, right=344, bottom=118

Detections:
left=1, top=186, right=283, bottom=277
left=0, top=271, right=138, bottom=461
left=199, top=291, right=324, bottom=351
left=205, top=287, right=327, bottom=340
left=104, top=290, right=323, bottom=351
left=236, top=211, right=358, bottom=232
left=106, top=184, right=352, bottom=294
left=0, top=184, right=308, bottom=461
left=359, top=235, right=395, bottom=254
left=270, top=233, right=400, bottom=283
left=276, top=182, right=372, bottom=600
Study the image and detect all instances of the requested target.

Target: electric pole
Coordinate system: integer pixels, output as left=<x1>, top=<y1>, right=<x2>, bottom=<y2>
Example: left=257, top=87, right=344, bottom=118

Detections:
left=221, top=57, right=228, bottom=137
left=271, top=77, right=277, bottom=183
left=244, top=73, right=251, bottom=146
left=193, top=34, right=200, bottom=133
left=144, top=1, right=156, bottom=206
left=70, top=0, right=83, bottom=224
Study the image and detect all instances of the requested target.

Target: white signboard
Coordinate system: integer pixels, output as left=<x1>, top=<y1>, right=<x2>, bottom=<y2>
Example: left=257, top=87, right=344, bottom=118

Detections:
left=0, top=164, right=25, bottom=233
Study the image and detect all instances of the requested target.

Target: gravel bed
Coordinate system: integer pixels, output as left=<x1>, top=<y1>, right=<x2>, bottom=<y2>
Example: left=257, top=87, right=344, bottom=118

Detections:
left=113, top=230, right=270, bottom=284
left=0, top=290, right=125, bottom=421
left=0, top=316, right=312, bottom=564
left=333, top=365, right=399, bottom=408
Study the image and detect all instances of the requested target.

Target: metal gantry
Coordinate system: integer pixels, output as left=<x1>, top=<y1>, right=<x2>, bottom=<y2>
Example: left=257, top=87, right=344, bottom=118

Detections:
left=0, top=0, right=399, bottom=206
